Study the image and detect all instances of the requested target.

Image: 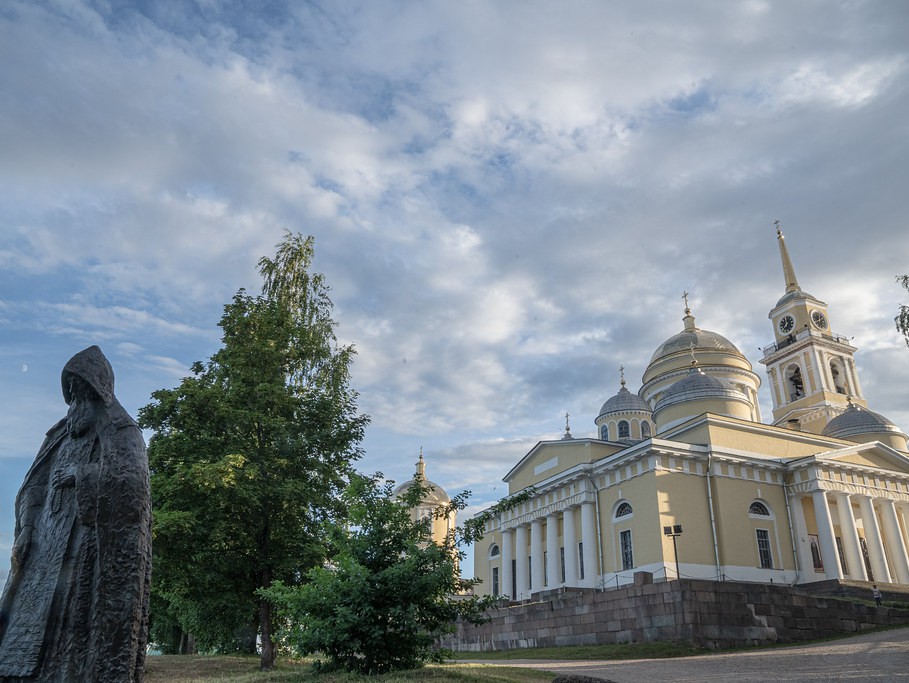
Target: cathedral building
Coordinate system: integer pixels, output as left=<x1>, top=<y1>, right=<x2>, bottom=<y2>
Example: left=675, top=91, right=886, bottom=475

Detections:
left=473, top=229, right=909, bottom=599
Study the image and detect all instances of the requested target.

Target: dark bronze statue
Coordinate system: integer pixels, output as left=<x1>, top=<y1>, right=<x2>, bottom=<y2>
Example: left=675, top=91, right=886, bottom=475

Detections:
left=0, top=346, right=152, bottom=682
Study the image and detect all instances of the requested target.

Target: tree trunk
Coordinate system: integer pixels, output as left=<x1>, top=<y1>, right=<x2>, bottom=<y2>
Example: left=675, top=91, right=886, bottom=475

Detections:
left=259, top=567, right=275, bottom=670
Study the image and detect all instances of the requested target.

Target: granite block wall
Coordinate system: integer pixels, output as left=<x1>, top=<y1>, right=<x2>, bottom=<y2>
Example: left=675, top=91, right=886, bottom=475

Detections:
left=442, top=574, right=909, bottom=652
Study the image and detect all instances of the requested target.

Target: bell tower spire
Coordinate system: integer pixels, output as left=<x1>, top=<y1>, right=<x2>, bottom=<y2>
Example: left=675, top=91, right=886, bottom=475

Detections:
left=775, top=220, right=800, bottom=294
left=760, top=224, right=864, bottom=434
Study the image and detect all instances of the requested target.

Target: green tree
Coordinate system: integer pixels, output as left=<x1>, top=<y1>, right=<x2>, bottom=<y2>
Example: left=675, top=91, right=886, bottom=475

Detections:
left=139, top=232, right=368, bottom=669
left=263, top=474, right=530, bottom=674
left=896, top=275, right=909, bottom=347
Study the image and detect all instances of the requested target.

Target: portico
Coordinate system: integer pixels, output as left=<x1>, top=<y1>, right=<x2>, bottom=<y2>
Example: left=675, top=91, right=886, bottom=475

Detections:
left=492, top=481, right=601, bottom=598
left=787, top=447, right=909, bottom=585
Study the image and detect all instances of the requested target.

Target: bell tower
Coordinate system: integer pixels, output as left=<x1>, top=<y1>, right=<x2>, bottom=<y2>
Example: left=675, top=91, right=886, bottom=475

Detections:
left=758, top=223, right=865, bottom=434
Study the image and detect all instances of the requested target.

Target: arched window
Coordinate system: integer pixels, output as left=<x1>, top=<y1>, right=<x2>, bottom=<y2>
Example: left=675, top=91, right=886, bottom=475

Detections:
left=749, top=501, right=770, bottom=516
left=618, top=420, right=630, bottom=439
left=615, top=502, right=633, bottom=518
left=829, top=359, right=847, bottom=394
left=600, top=424, right=609, bottom=440
left=641, top=421, right=652, bottom=438
left=786, top=364, right=804, bottom=401
left=489, top=544, right=500, bottom=559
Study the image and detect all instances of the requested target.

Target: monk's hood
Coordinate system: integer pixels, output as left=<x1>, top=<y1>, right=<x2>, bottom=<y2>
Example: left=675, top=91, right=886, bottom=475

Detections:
left=61, top=345, right=115, bottom=406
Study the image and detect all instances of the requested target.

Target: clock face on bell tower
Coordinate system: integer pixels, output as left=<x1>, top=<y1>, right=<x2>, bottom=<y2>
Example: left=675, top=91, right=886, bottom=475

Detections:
left=778, top=315, right=795, bottom=334
left=811, top=310, right=828, bottom=330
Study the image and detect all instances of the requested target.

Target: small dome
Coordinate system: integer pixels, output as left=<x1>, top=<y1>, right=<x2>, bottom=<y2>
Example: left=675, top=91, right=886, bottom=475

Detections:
left=821, top=403, right=905, bottom=440
left=598, top=385, right=651, bottom=418
left=654, top=364, right=745, bottom=413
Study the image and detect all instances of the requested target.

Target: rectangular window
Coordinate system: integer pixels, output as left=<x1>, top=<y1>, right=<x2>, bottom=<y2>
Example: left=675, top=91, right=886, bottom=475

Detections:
left=578, top=541, right=585, bottom=580
left=528, top=556, right=532, bottom=590
left=835, top=536, right=849, bottom=575
left=620, top=530, right=634, bottom=570
left=560, top=547, right=566, bottom=583
left=543, top=550, right=548, bottom=586
left=511, top=559, right=517, bottom=598
left=492, top=567, right=499, bottom=596
left=756, top=529, right=773, bottom=569
left=809, top=534, right=823, bottom=571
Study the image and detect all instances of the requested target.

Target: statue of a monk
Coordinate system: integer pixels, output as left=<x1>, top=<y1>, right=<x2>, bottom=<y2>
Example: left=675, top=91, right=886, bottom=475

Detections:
left=0, top=346, right=152, bottom=682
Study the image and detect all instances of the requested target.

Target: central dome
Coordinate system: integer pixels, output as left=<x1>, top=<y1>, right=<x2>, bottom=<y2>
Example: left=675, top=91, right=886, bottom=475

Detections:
left=649, top=327, right=743, bottom=364
left=641, top=306, right=762, bottom=427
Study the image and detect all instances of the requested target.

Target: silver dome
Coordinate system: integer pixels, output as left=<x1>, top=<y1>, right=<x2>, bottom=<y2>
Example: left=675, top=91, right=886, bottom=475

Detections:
left=821, top=403, right=905, bottom=440
left=598, top=385, right=651, bottom=418
left=654, top=366, right=745, bottom=413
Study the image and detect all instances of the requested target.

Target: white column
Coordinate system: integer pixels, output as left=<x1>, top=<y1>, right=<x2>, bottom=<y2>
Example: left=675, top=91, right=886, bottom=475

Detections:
left=857, top=495, right=892, bottom=583
left=847, top=358, right=863, bottom=398
left=581, top=502, right=598, bottom=587
left=790, top=495, right=816, bottom=579
left=879, top=499, right=909, bottom=584
left=834, top=493, right=866, bottom=581
left=530, top=519, right=544, bottom=593
left=500, top=529, right=513, bottom=599
left=546, top=513, right=560, bottom=589
left=812, top=491, right=843, bottom=580
left=898, top=503, right=909, bottom=552
left=514, top=525, right=529, bottom=599
left=562, top=508, right=578, bottom=587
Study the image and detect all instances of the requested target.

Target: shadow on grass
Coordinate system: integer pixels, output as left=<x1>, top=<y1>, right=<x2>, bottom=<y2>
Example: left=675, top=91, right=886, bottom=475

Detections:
left=144, top=656, right=556, bottom=683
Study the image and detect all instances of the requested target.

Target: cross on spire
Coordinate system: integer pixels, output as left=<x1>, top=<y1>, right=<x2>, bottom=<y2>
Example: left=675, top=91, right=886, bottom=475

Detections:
left=682, top=290, right=690, bottom=313
left=619, top=365, right=625, bottom=387
left=562, top=412, right=573, bottom=440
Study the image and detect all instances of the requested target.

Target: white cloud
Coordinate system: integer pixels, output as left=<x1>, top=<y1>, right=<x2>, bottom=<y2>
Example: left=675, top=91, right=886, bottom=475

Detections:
left=778, top=59, right=906, bottom=109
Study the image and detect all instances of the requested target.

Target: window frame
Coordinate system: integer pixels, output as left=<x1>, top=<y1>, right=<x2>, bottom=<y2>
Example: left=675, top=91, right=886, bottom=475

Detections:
left=618, top=420, right=630, bottom=439
left=620, top=529, right=634, bottom=571
left=755, top=528, right=773, bottom=569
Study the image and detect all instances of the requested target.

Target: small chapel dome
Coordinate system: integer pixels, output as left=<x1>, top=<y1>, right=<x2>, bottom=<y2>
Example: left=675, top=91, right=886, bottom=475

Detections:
left=393, top=452, right=450, bottom=504
left=821, top=401, right=908, bottom=451
left=394, top=452, right=456, bottom=548
left=595, top=371, right=654, bottom=442
left=598, top=384, right=651, bottom=418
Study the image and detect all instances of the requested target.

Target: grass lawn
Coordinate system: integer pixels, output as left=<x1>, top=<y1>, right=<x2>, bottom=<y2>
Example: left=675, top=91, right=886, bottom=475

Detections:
left=144, top=656, right=556, bottom=683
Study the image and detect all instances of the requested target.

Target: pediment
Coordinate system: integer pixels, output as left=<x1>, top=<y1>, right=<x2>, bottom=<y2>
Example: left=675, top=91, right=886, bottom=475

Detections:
left=812, top=442, right=909, bottom=474
left=503, top=439, right=624, bottom=490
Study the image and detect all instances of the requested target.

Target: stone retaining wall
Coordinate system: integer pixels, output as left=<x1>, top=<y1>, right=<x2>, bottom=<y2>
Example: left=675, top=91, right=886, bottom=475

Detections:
left=442, top=574, right=909, bottom=651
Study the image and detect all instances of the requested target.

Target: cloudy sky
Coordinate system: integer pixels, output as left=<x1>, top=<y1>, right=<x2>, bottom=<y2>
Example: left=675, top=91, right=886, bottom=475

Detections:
left=1, top=1, right=908, bottom=574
